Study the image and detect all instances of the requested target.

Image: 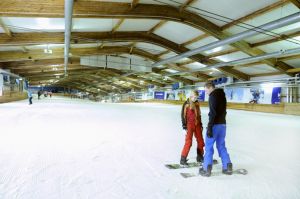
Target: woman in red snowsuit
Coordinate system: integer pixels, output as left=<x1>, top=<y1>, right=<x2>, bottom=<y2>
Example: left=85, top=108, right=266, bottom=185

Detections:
left=180, top=90, right=204, bottom=165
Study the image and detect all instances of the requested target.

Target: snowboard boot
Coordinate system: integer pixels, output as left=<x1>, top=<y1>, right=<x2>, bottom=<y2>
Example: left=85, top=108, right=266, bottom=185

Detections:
left=199, top=164, right=212, bottom=177
left=196, top=154, right=203, bottom=163
left=196, top=149, right=204, bottom=163
left=222, top=163, right=233, bottom=175
left=180, top=156, right=188, bottom=166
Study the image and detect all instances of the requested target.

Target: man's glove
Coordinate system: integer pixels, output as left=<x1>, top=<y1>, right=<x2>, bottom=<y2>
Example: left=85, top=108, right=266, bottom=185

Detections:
left=207, top=127, right=213, bottom=138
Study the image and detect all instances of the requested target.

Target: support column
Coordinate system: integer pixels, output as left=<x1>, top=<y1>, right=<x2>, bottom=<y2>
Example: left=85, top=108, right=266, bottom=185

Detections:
left=0, top=74, right=3, bottom=96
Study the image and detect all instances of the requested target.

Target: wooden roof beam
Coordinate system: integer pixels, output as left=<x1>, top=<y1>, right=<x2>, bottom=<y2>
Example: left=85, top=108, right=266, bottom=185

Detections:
left=231, top=40, right=295, bottom=76
left=287, top=67, right=300, bottom=73
left=77, top=76, right=134, bottom=91
left=207, top=49, right=239, bottom=59
left=0, top=32, right=213, bottom=79
left=156, top=50, right=170, bottom=58
left=0, top=46, right=203, bottom=82
left=250, top=72, right=284, bottom=77
left=2, top=58, right=79, bottom=68
left=92, top=71, right=146, bottom=89
left=289, top=0, right=300, bottom=8
left=100, top=69, right=165, bottom=87
left=0, top=30, right=248, bottom=80
left=221, top=0, right=290, bottom=30
left=278, top=54, right=300, bottom=61
left=112, top=19, right=125, bottom=33
left=218, top=67, right=250, bottom=80
left=250, top=30, right=300, bottom=48
left=180, top=33, right=210, bottom=47
left=131, top=0, right=139, bottom=9
left=98, top=42, right=105, bottom=49
left=147, top=20, right=167, bottom=34
left=69, top=79, right=124, bottom=93
left=0, top=18, right=12, bottom=37
left=19, top=46, right=29, bottom=53
left=17, top=68, right=99, bottom=77
left=179, top=0, right=196, bottom=12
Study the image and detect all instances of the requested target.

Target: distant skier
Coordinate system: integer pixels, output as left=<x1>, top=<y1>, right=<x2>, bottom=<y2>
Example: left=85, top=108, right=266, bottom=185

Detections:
left=28, top=90, right=33, bottom=105
left=180, top=90, right=204, bottom=166
left=38, top=90, right=42, bottom=100
left=199, top=81, right=232, bottom=177
left=249, top=89, right=260, bottom=103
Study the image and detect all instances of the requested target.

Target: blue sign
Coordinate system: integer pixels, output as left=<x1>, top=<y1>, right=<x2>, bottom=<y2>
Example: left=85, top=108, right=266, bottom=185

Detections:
left=271, top=87, right=281, bottom=104
left=3, top=75, right=9, bottom=82
left=154, top=91, right=165, bottom=100
left=172, top=82, right=180, bottom=90
left=198, top=90, right=205, bottom=101
left=213, top=77, right=228, bottom=85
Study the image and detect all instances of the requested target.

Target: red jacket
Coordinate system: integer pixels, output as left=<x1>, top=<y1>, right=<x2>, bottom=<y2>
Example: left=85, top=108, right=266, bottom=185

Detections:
left=181, top=99, right=202, bottom=127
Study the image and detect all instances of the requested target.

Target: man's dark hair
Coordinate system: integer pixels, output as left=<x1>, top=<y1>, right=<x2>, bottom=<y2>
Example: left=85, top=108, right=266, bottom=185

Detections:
left=204, top=81, right=215, bottom=89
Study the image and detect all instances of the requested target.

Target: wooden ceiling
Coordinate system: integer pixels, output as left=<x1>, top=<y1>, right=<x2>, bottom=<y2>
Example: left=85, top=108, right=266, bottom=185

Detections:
left=0, top=0, right=299, bottom=95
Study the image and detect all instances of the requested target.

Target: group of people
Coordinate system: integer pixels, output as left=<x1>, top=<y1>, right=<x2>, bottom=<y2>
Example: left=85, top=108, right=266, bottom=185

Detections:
left=27, top=90, right=53, bottom=105
left=180, top=81, right=232, bottom=177
left=38, top=90, right=52, bottom=99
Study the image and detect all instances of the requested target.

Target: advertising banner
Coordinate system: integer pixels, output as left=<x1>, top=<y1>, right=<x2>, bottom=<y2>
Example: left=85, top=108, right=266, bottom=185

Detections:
left=271, top=87, right=281, bottom=104
left=154, top=91, right=165, bottom=100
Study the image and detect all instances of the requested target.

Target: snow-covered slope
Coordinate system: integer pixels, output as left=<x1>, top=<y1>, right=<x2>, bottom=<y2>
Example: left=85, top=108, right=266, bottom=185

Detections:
left=0, top=97, right=299, bottom=199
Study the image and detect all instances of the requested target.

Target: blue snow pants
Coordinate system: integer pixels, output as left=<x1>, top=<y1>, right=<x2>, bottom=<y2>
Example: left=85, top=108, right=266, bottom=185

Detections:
left=203, top=124, right=231, bottom=171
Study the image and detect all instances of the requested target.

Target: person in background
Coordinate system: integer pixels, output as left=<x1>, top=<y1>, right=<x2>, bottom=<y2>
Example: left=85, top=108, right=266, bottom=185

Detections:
left=38, top=90, right=41, bottom=100
left=180, top=90, right=204, bottom=166
left=199, top=81, right=232, bottom=177
left=28, top=90, right=33, bottom=105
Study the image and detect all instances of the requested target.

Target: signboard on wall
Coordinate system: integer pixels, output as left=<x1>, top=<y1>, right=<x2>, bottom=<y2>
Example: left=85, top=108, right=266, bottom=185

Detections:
left=147, top=92, right=154, bottom=99
left=3, top=75, right=9, bottom=82
left=172, top=82, right=180, bottom=90
left=249, top=88, right=264, bottom=104
left=154, top=91, right=165, bottom=100
left=271, top=87, right=281, bottom=104
left=177, top=90, right=186, bottom=101
left=198, top=90, right=205, bottom=101
left=135, top=92, right=143, bottom=100
left=166, top=91, right=175, bottom=100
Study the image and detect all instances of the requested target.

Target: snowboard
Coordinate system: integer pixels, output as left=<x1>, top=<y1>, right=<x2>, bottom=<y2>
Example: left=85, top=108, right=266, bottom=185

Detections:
left=165, top=159, right=218, bottom=169
left=180, top=168, right=248, bottom=178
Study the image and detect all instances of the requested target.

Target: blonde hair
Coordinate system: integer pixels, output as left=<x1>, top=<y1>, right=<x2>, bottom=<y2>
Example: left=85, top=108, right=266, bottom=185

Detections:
left=188, top=90, right=198, bottom=110
left=192, top=90, right=199, bottom=96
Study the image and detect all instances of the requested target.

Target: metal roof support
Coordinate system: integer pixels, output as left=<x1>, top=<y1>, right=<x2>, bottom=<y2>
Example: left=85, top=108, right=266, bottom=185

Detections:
left=64, top=0, right=74, bottom=76
left=152, top=12, right=300, bottom=67
left=168, top=47, right=300, bottom=76
left=0, top=69, right=21, bottom=78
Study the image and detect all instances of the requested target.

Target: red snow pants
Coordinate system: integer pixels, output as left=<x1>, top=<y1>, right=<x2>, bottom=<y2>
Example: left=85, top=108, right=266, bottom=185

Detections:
left=181, top=123, right=204, bottom=158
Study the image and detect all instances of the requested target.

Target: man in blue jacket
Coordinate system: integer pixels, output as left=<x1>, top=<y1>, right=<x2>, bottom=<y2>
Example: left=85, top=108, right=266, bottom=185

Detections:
left=199, top=81, right=232, bottom=177
left=28, top=90, right=33, bottom=105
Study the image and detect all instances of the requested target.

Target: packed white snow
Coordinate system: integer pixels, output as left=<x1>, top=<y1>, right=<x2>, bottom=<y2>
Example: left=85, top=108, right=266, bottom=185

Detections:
left=0, top=96, right=300, bottom=199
